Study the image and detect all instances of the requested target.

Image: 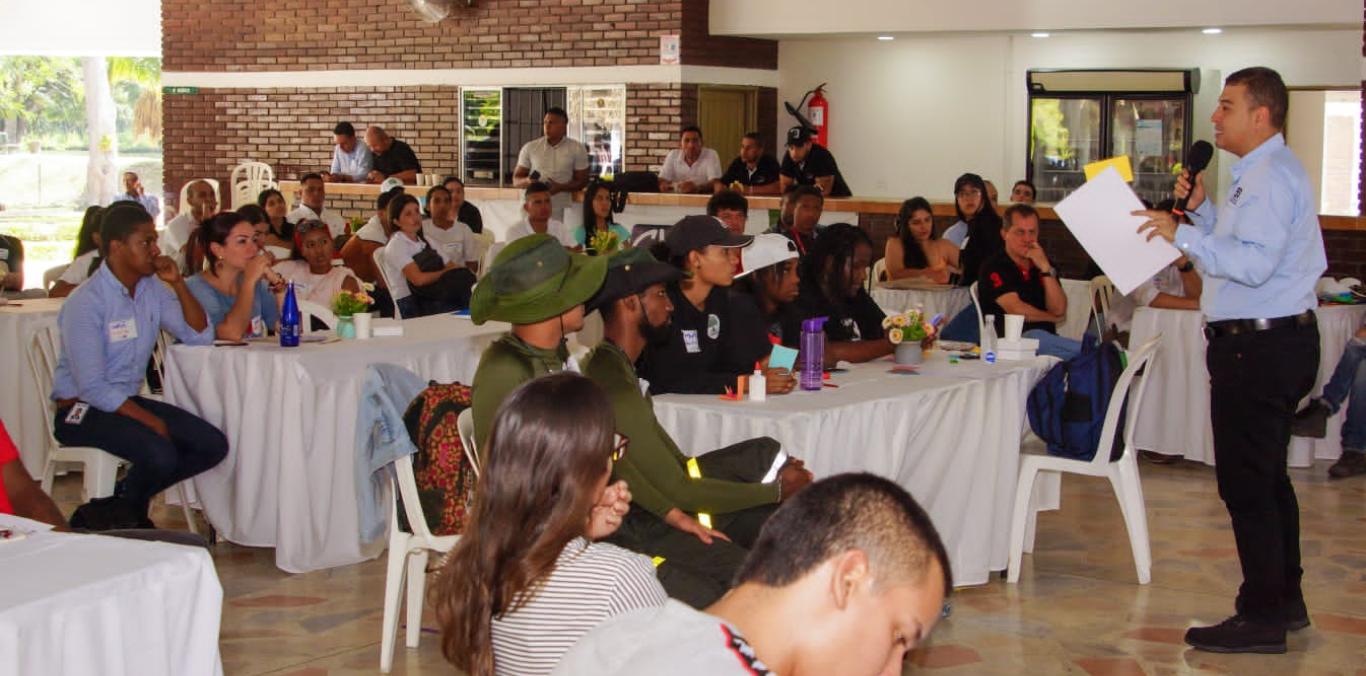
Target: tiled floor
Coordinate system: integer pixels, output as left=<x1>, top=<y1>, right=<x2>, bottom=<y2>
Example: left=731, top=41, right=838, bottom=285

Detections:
left=60, top=457, right=1366, bottom=675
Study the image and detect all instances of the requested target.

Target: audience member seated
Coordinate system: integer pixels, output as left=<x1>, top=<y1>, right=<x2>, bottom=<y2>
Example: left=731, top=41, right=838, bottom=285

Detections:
left=443, top=175, right=485, bottom=234
left=938, top=173, right=1007, bottom=342
left=364, top=126, right=421, bottom=184
left=1010, top=179, right=1037, bottom=204
left=256, top=188, right=297, bottom=254
left=186, top=212, right=285, bottom=341
left=288, top=172, right=348, bottom=238
left=273, top=220, right=362, bottom=306
left=779, top=126, right=852, bottom=198
left=795, top=224, right=892, bottom=364
left=727, top=234, right=805, bottom=374
left=884, top=197, right=960, bottom=284
left=555, top=473, right=952, bottom=676
left=1104, top=255, right=1202, bottom=334
left=235, top=204, right=271, bottom=248
left=507, top=182, right=577, bottom=248
left=468, top=235, right=608, bottom=449
left=340, top=187, right=401, bottom=316
left=381, top=193, right=473, bottom=317
left=639, top=216, right=759, bottom=395
left=769, top=185, right=823, bottom=257
left=707, top=190, right=749, bottom=236
left=1293, top=323, right=1366, bottom=479
left=432, top=373, right=665, bottom=676
left=941, top=172, right=997, bottom=252
left=776, top=184, right=799, bottom=233
left=714, top=131, right=781, bottom=196
left=322, top=121, right=373, bottom=183
left=110, top=171, right=161, bottom=221
left=162, top=179, right=218, bottom=273
left=50, top=205, right=227, bottom=525
left=513, top=106, right=590, bottom=218
left=0, top=419, right=67, bottom=528
left=574, top=180, right=631, bottom=253
left=984, top=179, right=999, bottom=205
left=659, top=125, right=721, bottom=194
left=49, top=206, right=105, bottom=298
left=585, top=247, right=811, bottom=607
left=423, top=185, right=482, bottom=275
left=978, top=204, right=1080, bottom=360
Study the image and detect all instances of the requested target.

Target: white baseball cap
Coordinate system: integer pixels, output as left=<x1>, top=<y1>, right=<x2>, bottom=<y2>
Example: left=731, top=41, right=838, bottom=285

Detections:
left=379, top=177, right=405, bottom=194
left=736, top=233, right=800, bottom=278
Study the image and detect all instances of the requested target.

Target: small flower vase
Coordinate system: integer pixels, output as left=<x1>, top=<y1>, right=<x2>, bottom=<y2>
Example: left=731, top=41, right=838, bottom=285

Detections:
left=894, top=341, right=924, bottom=366
left=336, top=314, right=356, bottom=340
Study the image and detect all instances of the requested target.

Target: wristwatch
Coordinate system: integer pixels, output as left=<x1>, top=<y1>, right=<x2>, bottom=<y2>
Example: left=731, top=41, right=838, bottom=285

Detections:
left=1039, top=268, right=1057, bottom=278
left=1177, top=260, right=1195, bottom=273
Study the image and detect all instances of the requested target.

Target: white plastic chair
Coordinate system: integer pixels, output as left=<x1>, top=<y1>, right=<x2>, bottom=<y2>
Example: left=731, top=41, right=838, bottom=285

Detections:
left=43, top=263, right=69, bottom=291
left=479, top=241, right=508, bottom=279
left=1006, top=334, right=1163, bottom=585
left=379, top=454, right=461, bottom=673
left=229, top=161, right=276, bottom=209
left=869, top=258, right=887, bottom=291
left=297, top=299, right=337, bottom=333
left=968, top=281, right=986, bottom=342
left=177, top=178, right=221, bottom=215
left=27, top=324, right=123, bottom=501
left=372, top=248, right=404, bottom=320
left=1089, top=275, right=1117, bottom=336
left=471, top=232, right=496, bottom=278
left=456, top=408, right=480, bottom=478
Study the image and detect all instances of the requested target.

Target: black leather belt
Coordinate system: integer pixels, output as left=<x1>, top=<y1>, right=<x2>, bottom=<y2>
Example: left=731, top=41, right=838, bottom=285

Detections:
left=1203, top=310, right=1316, bottom=341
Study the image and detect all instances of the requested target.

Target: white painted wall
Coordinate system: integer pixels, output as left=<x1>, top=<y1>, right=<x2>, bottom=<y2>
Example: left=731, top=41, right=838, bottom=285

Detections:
left=1286, top=91, right=1329, bottom=212
left=776, top=28, right=1361, bottom=202
left=714, top=0, right=1358, bottom=36
left=0, top=0, right=160, bottom=57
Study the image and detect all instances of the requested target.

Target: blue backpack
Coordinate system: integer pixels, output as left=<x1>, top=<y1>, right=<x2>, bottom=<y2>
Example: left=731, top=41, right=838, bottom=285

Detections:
left=1027, top=335, right=1128, bottom=461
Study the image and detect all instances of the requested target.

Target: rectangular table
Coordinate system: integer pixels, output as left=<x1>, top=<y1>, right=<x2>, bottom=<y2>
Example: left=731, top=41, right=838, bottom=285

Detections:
left=0, top=526, right=223, bottom=676
left=1130, top=304, right=1366, bottom=467
left=652, top=353, right=1057, bottom=586
left=0, top=298, right=64, bottom=476
left=163, top=314, right=508, bottom=573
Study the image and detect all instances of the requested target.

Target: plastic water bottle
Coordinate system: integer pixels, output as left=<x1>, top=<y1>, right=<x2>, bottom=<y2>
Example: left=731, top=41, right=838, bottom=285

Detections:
left=280, top=281, right=301, bottom=347
left=749, top=362, right=766, bottom=402
left=800, top=317, right=827, bottom=391
left=981, top=315, right=998, bottom=364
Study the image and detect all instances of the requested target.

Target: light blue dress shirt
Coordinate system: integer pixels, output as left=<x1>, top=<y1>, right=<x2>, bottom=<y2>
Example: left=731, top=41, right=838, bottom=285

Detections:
left=111, top=193, right=161, bottom=220
left=331, top=142, right=375, bottom=182
left=1174, top=134, right=1327, bottom=322
left=51, top=265, right=213, bottom=412
left=942, top=220, right=968, bottom=248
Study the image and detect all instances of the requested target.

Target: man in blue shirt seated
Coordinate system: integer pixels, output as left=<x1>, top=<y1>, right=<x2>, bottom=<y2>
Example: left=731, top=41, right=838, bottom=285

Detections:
left=49, top=204, right=228, bottom=527
left=1292, top=323, right=1366, bottom=479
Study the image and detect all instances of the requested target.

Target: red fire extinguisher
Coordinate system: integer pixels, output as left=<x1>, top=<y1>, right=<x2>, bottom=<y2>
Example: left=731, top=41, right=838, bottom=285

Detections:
left=806, top=84, right=830, bottom=148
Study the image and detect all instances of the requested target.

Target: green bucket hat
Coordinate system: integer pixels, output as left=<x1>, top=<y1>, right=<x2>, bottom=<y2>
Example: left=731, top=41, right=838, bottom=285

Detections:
left=470, top=234, right=608, bottom=325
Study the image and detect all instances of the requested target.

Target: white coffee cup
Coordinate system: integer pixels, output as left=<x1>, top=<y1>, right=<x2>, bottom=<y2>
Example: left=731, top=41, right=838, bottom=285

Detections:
left=354, top=312, right=374, bottom=340
left=1003, top=314, right=1025, bottom=341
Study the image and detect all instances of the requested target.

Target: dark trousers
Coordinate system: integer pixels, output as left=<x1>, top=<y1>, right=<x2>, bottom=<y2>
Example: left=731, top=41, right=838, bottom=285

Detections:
left=610, top=437, right=782, bottom=609
left=1207, top=321, right=1319, bottom=622
left=54, top=396, right=228, bottom=513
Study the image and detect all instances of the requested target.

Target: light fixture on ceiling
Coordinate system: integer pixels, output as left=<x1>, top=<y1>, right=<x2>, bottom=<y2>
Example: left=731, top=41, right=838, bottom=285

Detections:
left=1202, top=27, right=1223, bottom=35
left=877, top=35, right=895, bottom=41
left=1031, top=32, right=1050, bottom=38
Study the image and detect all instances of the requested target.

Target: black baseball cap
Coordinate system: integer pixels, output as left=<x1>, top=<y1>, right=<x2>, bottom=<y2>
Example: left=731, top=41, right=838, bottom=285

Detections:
left=586, top=248, right=684, bottom=313
left=665, top=215, right=753, bottom=257
left=785, top=126, right=813, bottom=147
left=333, top=121, right=356, bottom=136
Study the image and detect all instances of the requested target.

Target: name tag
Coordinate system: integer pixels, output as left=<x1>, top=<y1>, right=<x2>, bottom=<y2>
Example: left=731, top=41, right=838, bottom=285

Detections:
left=0, top=249, right=8, bottom=261
left=250, top=316, right=266, bottom=337
left=108, top=318, right=138, bottom=342
left=682, top=330, right=701, bottom=354
left=637, top=377, right=651, bottom=396
left=64, top=402, right=90, bottom=425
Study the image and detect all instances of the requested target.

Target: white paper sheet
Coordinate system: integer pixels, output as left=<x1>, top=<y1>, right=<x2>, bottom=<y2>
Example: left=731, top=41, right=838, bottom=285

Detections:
left=1053, top=167, right=1180, bottom=295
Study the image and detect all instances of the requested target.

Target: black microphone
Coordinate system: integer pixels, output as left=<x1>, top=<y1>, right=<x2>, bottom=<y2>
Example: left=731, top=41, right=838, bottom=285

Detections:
left=1172, top=140, right=1214, bottom=217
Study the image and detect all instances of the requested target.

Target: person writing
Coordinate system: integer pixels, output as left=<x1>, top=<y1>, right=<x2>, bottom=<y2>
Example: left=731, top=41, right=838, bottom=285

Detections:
left=364, top=126, right=421, bottom=184
left=884, top=197, right=959, bottom=284
left=1135, top=67, right=1326, bottom=654
left=323, top=121, right=373, bottom=183
left=186, top=212, right=285, bottom=341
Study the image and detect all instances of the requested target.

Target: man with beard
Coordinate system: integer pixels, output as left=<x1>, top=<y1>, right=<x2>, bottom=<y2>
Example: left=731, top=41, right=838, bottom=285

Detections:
left=583, top=248, right=813, bottom=608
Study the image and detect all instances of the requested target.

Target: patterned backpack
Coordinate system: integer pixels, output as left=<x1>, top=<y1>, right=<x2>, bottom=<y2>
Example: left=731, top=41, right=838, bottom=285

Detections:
left=400, top=381, right=478, bottom=536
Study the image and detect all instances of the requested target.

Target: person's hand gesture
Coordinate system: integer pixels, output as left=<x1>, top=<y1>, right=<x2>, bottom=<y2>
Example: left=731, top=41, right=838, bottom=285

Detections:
left=778, top=460, right=813, bottom=500
left=664, top=507, right=731, bottom=545
left=764, top=368, right=797, bottom=394
left=1174, top=168, right=1206, bottom=212
left=586, top=480, right=632, bottom=540
left=1024, top=243, right=1053, bottom=273
left=1134, top=210, right=1179, bottom=244
left=244, top=250, right=277, bottom=284
left=152, top=256, right=183, bottom=285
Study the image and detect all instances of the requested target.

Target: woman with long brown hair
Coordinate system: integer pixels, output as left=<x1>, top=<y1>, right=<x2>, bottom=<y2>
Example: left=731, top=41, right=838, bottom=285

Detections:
left=432, top=373, right=665, bottom=676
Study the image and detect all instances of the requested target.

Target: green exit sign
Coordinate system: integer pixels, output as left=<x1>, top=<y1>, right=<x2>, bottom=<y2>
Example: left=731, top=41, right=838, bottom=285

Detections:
left=162, top=86, right=199, bottom=95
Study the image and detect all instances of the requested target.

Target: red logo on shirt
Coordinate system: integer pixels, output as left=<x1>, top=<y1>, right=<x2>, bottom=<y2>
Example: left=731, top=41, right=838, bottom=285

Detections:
left=989, top=272, right=1004, bottom=289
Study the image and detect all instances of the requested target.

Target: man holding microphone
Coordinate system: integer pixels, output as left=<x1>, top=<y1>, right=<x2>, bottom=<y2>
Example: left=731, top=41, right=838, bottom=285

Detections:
left=1136, top=67, right=1326, bottom=654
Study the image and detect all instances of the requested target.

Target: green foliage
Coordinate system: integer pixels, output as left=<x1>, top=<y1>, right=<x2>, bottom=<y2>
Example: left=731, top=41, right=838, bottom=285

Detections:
left=1031, top=99, right=1072, bottom=162
left=0, top=56, right=84, bottom=136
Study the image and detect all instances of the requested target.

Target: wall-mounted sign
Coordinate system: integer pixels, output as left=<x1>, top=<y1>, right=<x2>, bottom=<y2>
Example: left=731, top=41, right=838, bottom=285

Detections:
left=660, top=35, right=680, bottom=65
left=162, top=86, right=200, bottom=95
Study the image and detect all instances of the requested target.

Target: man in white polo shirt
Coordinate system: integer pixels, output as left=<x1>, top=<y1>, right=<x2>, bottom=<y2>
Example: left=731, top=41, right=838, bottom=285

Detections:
left=288, top=172, right=348, bottom=238
left=506, top=182, right=577, bottom=249
left=513, top=106, right=590, bottom=219
left=659, top=125, right=721, bottom=194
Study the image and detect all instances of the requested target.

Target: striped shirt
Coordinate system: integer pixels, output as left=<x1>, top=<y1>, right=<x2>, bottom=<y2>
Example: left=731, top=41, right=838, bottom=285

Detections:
left=491, top=537, right=666, bottom=676
left=553, top=599, right=773, bottom=676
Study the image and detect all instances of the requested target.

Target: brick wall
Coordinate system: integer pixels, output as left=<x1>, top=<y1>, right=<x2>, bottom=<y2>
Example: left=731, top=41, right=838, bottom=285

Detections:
left=680, top=0, right=779, bottom=69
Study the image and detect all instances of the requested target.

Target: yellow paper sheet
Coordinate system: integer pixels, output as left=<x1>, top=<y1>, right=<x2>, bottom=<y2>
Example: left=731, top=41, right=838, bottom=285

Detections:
left=1083, top=156, right=1134, bottom=183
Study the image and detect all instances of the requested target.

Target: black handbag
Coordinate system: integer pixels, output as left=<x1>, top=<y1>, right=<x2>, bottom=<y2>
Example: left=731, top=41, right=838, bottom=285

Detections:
left=411, top=246, right=445, bottom=273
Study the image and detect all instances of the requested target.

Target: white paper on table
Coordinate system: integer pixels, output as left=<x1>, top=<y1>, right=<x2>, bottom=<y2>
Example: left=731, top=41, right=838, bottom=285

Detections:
left=0, top=512, right=56, bottom=535
left=1053, top=167, right=1181, bottom=295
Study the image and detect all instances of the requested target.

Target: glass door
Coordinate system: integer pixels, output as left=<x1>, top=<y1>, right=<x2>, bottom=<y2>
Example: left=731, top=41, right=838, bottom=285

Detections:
left=461, top=88, right=502, bottom=186
left=1029, top=97, right=1103, bottom=203
left=1111, top=96, right=1188, bottom=207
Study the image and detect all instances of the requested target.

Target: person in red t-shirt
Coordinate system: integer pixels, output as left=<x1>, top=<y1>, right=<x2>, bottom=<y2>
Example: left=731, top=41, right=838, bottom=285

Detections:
left=0, top=420, right=67, bottom=527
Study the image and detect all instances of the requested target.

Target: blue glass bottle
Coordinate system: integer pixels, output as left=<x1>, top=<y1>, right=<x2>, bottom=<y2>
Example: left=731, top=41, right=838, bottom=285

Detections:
left=279, top=281, right=301, bottom=347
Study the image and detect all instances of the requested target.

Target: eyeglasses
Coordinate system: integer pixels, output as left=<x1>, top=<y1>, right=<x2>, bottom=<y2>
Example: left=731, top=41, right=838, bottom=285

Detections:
left=610, top=433, right=629, bottom=463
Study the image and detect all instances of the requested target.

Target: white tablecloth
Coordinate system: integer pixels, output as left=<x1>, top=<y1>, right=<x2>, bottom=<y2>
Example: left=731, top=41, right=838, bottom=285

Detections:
left=0, top=529, right=223, bottom=676
left=1130, top=304, right=1366, bottom=467
left=653, top=353, right=1058, bottom=586
left=0, top=298, right=63, bottom=476
left=163, top=314, right=508, bottom=573
left=871, top=279, right=1091, bottom=340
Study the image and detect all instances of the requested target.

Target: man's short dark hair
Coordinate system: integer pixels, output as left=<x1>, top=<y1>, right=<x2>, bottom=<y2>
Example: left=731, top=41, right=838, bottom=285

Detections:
left=333, top=121, right=356, bottom=136
left=735, top=473, right=952, bottom=593
left=681, top=125, right=703, bottom=139
left=742, top=131, right=763, bottom=145
left=1002, top=203, right=1040, bottom=229
left=300, top=172, right=324, bottom=185
left=376, top=186, right=402, bottom=211
left=99, top=204, right=154, bottom=257
left=525, top=181, right=551, bottom=199
left=1225, top=67, right=1289, bottom=130
left=707, top=189, right=748, bottom=216
left=792, top=184, right=825, bottom=206
left=544, top=106, right=569, bottom=123
left=1012, top=179, right=1036, bottom=198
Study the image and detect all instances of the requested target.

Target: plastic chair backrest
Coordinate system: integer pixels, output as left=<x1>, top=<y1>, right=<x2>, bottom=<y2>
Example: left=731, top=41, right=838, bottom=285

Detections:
left=480, top=241, right=507, bottom=278
left=43, top=264, right=69, bottom=291
left=372, top=248, right=403, bottom=319
left=26, top=323, right=61, bottom=442
left=298, top=299, right=338, bottom=332
left=870, top=258, right=887, bottom=291
left=1089, top=275, right=1117, bottom=336
left=969, top=281, right=985, bottom=340
left=471, top=232, right=496, bottom=277
left=1087, top=334, right=1162, bottom=468
left=393, top=454, right=437, bottom=542
left=229, top=161, right=276, bottom=209
left=456, top=408, right=479, bottom=478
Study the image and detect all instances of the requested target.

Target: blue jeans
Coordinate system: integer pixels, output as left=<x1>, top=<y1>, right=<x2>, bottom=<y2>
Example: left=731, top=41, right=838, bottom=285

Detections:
left=1025, top=329, right=1083, bottom=360
left=941, top=305, right=980, bottom=343
left=1320, top=338, right=1366, bottom=451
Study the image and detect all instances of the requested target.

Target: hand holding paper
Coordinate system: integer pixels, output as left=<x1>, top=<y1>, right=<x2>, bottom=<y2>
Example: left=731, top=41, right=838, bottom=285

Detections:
left=1052, top=167, right=1181, bottom=295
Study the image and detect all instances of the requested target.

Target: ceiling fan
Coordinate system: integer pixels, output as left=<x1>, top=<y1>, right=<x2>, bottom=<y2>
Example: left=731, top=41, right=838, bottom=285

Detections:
left=408, top=0, right=475, bottom=23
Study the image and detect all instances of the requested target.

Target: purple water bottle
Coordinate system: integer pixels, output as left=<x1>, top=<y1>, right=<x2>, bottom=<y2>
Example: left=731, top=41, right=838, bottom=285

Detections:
left=800, top=317, right=827, bottom=391
left=279, top=281, right=301, bottom=347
